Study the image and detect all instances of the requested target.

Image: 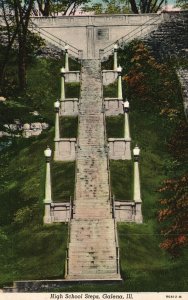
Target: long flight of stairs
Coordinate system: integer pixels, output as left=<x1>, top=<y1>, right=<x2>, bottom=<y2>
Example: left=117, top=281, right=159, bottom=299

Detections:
left=66, top=59, right=121, bottom=280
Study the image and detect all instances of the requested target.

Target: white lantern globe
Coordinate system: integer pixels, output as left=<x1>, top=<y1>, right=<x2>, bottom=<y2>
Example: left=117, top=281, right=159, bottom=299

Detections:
left=133, top=145, right=140, bottom=157
left=117, top=65, right=122, bottom=73
left=124, top=100, right=129, bottom=108
left=54, top=100, right=60, bottom=109
left=44, top=146, right=52, bottom=158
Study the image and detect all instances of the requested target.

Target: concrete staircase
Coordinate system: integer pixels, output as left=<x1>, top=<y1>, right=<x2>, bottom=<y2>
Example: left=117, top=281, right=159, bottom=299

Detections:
left=144, top=12, right=188, bottom=58
left=66, top=60, right=121, bottom=280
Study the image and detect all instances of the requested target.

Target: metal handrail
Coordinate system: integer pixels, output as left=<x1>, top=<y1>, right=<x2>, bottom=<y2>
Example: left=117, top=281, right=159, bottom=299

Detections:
left=65, top=101, right=80, bottom=277
left=101, top=14, right=162, bottom=58
left=65, top=195, right=72, bottom=277
left=29, top=21, right=83, bottom=59
left=112, top=195, right=120, bottom=274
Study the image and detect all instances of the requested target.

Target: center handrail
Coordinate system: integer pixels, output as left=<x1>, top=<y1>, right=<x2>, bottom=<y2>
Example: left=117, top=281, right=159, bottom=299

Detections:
left=65, top=195, right=72, bottom=277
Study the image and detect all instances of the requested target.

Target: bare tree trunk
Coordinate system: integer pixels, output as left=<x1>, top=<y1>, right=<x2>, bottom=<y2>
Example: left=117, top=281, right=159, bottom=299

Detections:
left=37, top=0, right=51, bottom=16
left=129, top=0, right=139, bottom=13
left=14, top=0, right=34, bottom=90
left=146, top=0, right=153, bottom=12
left=18, top=34, right=27, bottom=90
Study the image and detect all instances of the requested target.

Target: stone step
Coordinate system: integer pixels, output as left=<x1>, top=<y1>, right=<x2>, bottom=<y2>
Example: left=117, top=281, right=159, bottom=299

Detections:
left=71, top=223, right=113, bottom=228
left=74, top=212, right=111, bottom=218
left=68, top=265, right=117, bottom=271
left=68, top=268, right=118, bottom=275
left=70, top=236, right=115, bottom=242
left=67, top=59, right=119, bottom=279
left=70, top=219, right=114, bottom=225
left=74, top=202, right=111, bottom=207
left=66, top=274, right=121, bottom=280
left=70, top=232, right=115, bottom=239
left=69, top=241, right=116, bottom=248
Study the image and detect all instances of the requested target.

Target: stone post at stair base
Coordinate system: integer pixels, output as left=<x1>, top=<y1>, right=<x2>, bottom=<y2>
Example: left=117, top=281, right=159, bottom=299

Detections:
left=44, top=202, right=52, bottom=224
left=43, top=146, right=53, bottom=224
left=117, top=66, right=123, bottom=100
left=135, top=201, right=143, bottom=223
left=133, top=145, right=143, bottom=223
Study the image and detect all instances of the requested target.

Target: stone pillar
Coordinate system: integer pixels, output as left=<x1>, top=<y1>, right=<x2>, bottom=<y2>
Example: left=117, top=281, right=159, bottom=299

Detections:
left=60, top=67, right=65, bottom=101
left=117, top=66, right=123, bottom=100
left=113, top=44, right=118, bottom=70
left=65, top=45, right=69, bottom=71
left=123, top=100, right=130, bottom=139
left=54, top=100, right=60, bottom=140
left=43, top=146, right=53, bottom=224
left=133, top=146, right=143, bottom=223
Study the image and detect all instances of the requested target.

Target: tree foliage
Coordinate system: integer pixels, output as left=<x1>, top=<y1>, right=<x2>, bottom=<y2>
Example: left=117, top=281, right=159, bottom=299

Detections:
left=84, top=0, right=166, bottom=14
left=158, top=120, right=188, bottom=256
left=176, top=0, right=188, bottom=9
left=84, top=0, right=130, bottom=14
left=117, top=41, right=188, bottom=257
left=36, top=0, right=90, bottom=16
left=0, top=0, right=35, bottom=90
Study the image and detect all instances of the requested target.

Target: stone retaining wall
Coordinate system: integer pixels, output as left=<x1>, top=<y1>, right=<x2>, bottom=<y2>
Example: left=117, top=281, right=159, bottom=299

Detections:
left=144, top=11, right=188, bottom=58
left=177, top=68, right=188, bottom=119
left=0, top=122, right=49, bottom=138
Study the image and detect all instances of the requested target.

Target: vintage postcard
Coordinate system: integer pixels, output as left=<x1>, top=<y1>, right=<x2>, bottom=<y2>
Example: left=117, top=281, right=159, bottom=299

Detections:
left=0, top=0, right=187, bottom=298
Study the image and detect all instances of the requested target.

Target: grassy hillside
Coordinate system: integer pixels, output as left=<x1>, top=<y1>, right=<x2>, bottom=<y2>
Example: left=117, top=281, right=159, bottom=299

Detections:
left=0, top=41, right=187, bottom=291
left=0, top=54, right=79, bottom=287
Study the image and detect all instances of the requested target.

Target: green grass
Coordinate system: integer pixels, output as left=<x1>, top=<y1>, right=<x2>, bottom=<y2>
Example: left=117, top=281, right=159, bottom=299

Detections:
left=52, top=162, right=75, bottom=202
left=103, top=82, right=118, bottom=98
left=0, top=55, right=81, bottom=288
left=0, top=224, right=67, bottom=287
left=65, top=83, right=80, bottom=99
left=118, top=223, right=188, bottom=291
left=106, top=115, right=124, bottom=138
left=60, top=116, right=78, bottom=138
left=110, top=160, right=133, bottom=200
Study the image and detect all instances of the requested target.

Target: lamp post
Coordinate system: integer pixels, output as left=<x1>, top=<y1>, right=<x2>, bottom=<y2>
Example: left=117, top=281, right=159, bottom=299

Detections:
left=123, top=100, right=130, bottom=139
left=60, top=67, right=65, bottom=101
left=54, top=100, right=60, bottom=140
left=117, top=65, right=123, bottom=100
left=43, top=146, right=52, bottom=223
left=44, top=146, right=52, bottom=202
left=133, top=145, right=141, bottom=201
left=133, top=145, right=142, bottom=223
left=65, top=45, right=69, bottom=71
left=113, top=44, right=118, bottom=70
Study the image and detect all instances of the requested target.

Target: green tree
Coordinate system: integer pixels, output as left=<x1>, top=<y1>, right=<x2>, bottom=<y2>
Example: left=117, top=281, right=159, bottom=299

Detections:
left=176, top=0, right=188, bottom=9
left=0, top=0, right=42, bottom=92
left=84, top=0, right=166, bottom=14
left=13, top=0, right=35, bottom=90
left=36, top=0, right=90, bottom=16
left=84, top=0, right=130, bottom=14
left=158, top=120, right=188, bottom=256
